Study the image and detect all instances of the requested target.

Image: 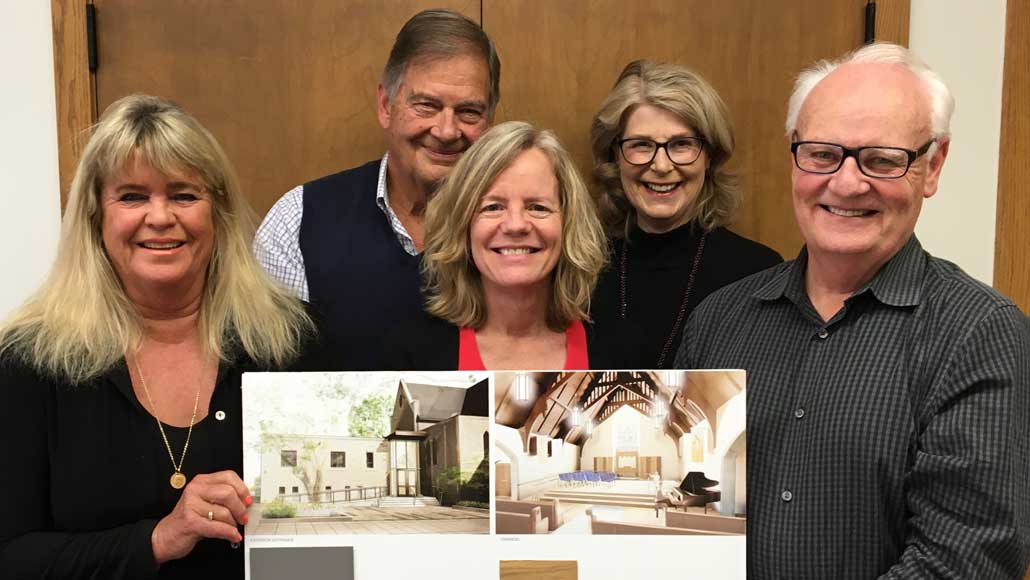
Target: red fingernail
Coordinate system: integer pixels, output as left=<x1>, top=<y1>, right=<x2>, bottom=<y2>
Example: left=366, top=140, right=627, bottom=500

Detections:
left=243, top=514, right=250, bottom=525
left=245, top=496, right=253, bottom=506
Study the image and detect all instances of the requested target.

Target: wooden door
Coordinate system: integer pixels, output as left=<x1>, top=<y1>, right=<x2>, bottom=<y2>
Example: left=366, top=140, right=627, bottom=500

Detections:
left=495, top=462, right=512, bottom=498
left=995, top=0, right=1030, bottom=314
left=638, top=455, right=662, bottom=479
left=88, top=0, right=478, bottom=218
left=615, top=451, right=637, bottom=478
left=56, top=1, right=907, bottom=256
left=997, top=0, right=1030, bottom=561
left=483, top=0, right=909, bottom=257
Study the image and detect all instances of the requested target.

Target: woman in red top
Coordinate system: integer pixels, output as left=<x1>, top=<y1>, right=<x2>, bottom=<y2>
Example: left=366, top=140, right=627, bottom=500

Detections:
left=415, top=121, right=607, bottom=370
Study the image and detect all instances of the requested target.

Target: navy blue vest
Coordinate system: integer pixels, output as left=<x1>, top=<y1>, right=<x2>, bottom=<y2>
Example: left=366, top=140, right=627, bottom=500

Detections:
left=300, top=161, right=424, bottom=369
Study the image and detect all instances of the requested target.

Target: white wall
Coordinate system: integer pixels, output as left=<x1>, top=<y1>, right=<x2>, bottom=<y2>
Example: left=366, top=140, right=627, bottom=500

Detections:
left=711, top=392, right=746, bottom=515
left=494, top=425, right=578, bottom=500
left=258, top=436, right=388, bottom=503
left=1, top=3, right=1008, bottom=321
left=909, top=0, right=1007, bottom=284
left=579, top=405, right=680, bottom=480
left=0, top=1, right=61, bottom=319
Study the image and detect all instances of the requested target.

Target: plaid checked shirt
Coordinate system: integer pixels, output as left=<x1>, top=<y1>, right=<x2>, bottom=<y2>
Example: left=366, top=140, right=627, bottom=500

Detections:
left=676, top=236, right=1030, bottom=579
left=253, top=154, right=418, bottom=301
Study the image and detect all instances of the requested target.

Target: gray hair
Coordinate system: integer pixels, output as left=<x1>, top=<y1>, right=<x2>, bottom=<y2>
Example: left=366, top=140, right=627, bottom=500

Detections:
left=785, top=42, right=955, bottom=139
left=382, top=9, right=501, bottom=115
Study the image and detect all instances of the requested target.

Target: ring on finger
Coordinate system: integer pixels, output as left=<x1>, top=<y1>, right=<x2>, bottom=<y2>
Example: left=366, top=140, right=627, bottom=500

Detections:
left=207, top=510, right=214, bottom=521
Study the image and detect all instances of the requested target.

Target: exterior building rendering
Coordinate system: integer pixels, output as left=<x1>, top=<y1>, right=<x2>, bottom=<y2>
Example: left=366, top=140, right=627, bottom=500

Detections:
left=258, top=436, right=388, bottom=504
left=388, top=378, right=489, bottom=501
left=258, top=377, right=489, bottom=505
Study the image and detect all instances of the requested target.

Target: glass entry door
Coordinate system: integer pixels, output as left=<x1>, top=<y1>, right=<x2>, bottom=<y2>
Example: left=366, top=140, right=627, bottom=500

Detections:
left=390, top=439, right=420, bottom=497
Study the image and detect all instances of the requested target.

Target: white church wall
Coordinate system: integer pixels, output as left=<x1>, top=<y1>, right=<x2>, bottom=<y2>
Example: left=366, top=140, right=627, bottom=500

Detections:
left=710, top=392, right=747, bottom=516
left=579, top=416, right=615, bottom=470
left=713, top=392, right=746, bottom=459
left=493, top=424, right=579, bottom=500
left=735, top=437, right=747, bottom=514
left=580, top=406, right=680, bottom=480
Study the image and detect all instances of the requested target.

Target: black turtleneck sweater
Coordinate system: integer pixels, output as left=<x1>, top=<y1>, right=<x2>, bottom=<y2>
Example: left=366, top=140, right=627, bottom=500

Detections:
left=590, top=222, right=783, bottom=369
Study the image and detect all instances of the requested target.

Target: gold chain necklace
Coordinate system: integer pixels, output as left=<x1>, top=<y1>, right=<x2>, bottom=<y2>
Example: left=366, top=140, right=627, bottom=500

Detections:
left=133, top=357, right=202, bottom=490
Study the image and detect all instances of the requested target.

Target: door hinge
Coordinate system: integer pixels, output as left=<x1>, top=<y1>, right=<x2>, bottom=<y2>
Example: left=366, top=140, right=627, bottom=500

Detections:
left=86, top=3, right=97, bottom=72
left=864, top=0, right=877, bottom=44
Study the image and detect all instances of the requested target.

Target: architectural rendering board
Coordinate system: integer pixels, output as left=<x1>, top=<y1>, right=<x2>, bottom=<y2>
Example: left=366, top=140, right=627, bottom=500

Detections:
left=494, top=370, right=747, bottom=537
left=243, top=370, right=745, bottom=579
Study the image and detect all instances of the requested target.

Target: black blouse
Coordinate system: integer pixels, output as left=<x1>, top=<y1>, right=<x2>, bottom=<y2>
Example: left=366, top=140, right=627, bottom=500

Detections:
left=0, top=355, right=250, bottom=579
left=590, top=222, right=783, bottom=369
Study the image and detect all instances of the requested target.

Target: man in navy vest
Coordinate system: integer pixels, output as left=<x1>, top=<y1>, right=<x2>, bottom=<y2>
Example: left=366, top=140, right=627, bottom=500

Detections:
left=255, top=9, right=500, bottom=368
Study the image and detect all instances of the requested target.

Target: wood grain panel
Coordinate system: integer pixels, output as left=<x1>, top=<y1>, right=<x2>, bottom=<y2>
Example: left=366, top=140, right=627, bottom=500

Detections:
left=994, top=0, right=1030, bottom=314
left=51, top=0, right=96, bottom=207
left=638, top=455, right=661, bottom=479
left=500, top=560, right=577, bottom=580
left=91, top=0, right=478, bottom=218
left=484, top=0, right=908, bottom=258
left=616, top=451, right=637, bottom=478
left=874, top=0, right=911, bottom=45
left=495, top=462, right=512, bottom=497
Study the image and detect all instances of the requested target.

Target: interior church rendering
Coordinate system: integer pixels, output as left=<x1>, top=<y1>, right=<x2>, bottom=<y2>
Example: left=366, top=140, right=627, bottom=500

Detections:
left=494, top=370, right=746, bottom=535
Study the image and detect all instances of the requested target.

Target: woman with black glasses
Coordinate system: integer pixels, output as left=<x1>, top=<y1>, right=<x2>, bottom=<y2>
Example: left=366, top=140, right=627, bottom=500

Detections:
left=588, top=60, right=782, bottom=369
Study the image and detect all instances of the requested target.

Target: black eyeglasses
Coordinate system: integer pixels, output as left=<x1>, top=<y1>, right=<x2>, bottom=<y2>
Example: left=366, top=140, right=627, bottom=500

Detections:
left=791, top=139, right=935, bottom=179
left=617, top=137, right=706, bottom=166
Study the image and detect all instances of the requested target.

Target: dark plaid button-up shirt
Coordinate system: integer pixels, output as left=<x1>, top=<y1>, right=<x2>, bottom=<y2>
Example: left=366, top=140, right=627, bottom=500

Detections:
left=676, top=236, right=1029, bottom=579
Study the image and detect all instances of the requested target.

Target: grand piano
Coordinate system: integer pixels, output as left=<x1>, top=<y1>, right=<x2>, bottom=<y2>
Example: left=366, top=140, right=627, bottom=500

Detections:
left=677, top=471, right=721, bottom=513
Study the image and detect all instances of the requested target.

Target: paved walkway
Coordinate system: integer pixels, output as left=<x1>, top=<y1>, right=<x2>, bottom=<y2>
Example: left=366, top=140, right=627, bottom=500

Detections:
left=248, top=505, right=489, bottom=535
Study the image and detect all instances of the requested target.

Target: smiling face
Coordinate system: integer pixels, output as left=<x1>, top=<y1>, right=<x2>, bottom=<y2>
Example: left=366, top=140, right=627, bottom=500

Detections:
left=377, top=53, right=492, bottom=198
left=617, top=104, right=708, bottom=233
left=470, top=147, right=563, bottom=298
left=792, top=62, right=948, bottom=270
left=100, top=158, right=214, bottom=303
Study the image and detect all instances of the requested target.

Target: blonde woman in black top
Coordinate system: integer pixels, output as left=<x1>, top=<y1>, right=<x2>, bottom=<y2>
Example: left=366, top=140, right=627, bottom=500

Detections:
left=0, top=95, right=313, bottom=578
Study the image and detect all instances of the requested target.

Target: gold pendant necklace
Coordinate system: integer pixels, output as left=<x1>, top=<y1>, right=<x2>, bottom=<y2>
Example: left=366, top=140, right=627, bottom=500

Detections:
left=134, top=357, right=202, bottom=490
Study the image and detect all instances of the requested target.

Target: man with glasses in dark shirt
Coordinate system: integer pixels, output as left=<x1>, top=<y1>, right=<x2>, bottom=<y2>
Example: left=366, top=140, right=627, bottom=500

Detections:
left=676, top=43, right=1029, bottom=579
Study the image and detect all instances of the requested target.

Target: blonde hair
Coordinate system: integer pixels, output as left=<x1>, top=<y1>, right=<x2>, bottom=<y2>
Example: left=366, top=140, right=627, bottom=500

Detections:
left=422, top=121, right=607, bottom=332
left=590, top=60, right=739, bottom=237
left=0, top=94, right=313, bottom=383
